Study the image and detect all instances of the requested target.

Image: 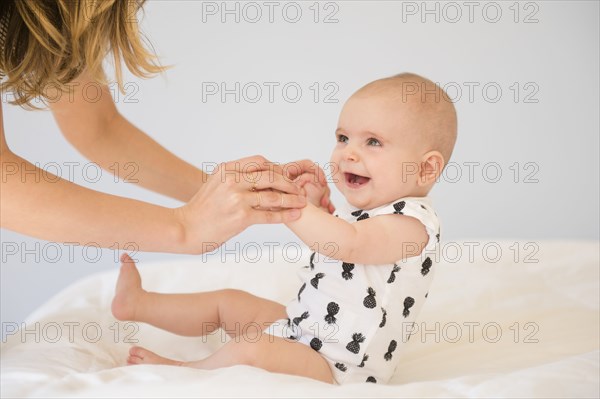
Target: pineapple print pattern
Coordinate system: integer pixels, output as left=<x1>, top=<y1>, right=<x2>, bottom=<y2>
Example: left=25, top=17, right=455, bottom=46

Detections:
left=325, top=302, right=340, bottom=324
left=351, top=209, right=370, bottom=221
left=393, top=201, right=405, bottom=214
left=346, top=333, right=366, bottom=354
left=403, top=297, right=415, bottom=318
left=280, top=198, right=439, bottom=384
left=379, top=308, right=387, bottom=328
left=387, top=264, right=400, bottom=283
left=310, top=337, right=323, bottom=351
left=358, top=353, right=369, bottom=368
left=421, top=257, right=432, bottom=276
left=363, top=287, right=377, bottom=309
left=292, top=311, right=309, bottom=326
left=310, top=273, right=325, bottom=289
left=341, top=262, right=354, bottom=280
left=335, top=362, right=347, bottom=372
left=297, top=283, right=306, bottom=302
left=384, top=340, right=397, bottom=361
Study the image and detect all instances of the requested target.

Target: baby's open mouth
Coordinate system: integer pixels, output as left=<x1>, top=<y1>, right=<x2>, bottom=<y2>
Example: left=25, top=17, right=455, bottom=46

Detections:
left=344, top=172, right=371, bottom=187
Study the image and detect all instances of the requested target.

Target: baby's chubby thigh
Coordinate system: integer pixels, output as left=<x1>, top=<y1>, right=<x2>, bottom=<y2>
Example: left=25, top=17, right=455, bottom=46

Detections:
left=224, top=331, right=334, bottom=383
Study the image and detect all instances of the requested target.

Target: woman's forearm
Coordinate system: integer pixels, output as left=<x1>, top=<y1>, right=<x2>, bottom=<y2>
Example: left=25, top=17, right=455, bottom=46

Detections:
left=0, top=150, right=190, bottom=253
left=81, top=113, right=206, bottom=202
left=49, top=75, right=206, bottom=203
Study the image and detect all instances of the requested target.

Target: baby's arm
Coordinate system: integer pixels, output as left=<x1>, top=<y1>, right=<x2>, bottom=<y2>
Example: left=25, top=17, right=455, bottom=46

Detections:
left=285, top=203, right=429, bottom=265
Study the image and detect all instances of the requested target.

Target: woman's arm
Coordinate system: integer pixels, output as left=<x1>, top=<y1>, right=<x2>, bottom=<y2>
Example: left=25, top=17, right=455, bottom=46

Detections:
left=49, top=73, right=204, bottom=202
left=1, top=102, right=305, bottom=254
left=285, top=203, right=429, bottom=264
left=0, top=105, right=184, bottom=251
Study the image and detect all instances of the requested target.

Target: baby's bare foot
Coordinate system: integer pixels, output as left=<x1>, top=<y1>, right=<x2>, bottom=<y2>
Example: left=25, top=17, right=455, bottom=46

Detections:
left=111, top=253, right=144, bottom=321
left=128, top=346, right=183, bottom=366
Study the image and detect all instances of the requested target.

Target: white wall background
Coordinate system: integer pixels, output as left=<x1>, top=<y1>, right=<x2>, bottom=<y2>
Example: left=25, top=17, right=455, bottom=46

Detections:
left=1, top=1, right=599, bottom=327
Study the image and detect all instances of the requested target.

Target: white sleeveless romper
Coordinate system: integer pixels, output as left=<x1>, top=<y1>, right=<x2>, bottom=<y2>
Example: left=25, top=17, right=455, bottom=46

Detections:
left=265, top=197, right=441, bottom=384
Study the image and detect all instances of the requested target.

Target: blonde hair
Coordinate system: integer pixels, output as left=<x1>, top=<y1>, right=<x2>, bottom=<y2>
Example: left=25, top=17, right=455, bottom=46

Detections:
left=0, top=0, right=164, bottom=108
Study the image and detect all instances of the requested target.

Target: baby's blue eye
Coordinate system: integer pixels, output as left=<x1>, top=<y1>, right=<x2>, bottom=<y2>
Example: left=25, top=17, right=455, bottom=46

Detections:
left=337, top=134, right=349, bottom=143
left=367, top=138, right=381, bottom=146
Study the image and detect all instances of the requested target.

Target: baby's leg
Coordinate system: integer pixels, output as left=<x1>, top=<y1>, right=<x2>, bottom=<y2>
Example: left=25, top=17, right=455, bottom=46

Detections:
left=111, top=253, right=285, bottom=337
left=128, top=331, right=334, bottom=383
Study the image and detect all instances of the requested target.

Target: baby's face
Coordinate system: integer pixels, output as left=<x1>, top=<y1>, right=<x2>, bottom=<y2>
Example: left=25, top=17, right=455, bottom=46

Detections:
left=330, top=92, right=425, bottom=210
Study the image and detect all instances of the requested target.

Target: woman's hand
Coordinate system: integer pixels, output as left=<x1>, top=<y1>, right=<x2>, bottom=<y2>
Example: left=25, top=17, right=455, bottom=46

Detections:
left=174, top=155, right=307, bottom=254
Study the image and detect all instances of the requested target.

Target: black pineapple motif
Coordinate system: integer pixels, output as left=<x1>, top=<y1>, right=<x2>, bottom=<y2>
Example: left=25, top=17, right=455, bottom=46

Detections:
left=324, top=302, right=340, bottom=324
left=387, top=264, right=400, bottom=283
left=292, top=311, right=309, bottom=326
left=310, top=337, right=323, bottom=351
left=284, top=319, right=299, bottom=341
left=384, top=340, right=397, bottom=361
left=311, top=273, right=325, bottom=289
left=403, top=297, right=415, bottom=318
left=297, top=283, right=306, bottom=302
left=352, top=209, right=370, bottom=221
left=335, top=363, right=347, bottom=372
left=363, top=287, right=377, bottom=308
left=358, top=353, right=369, bottom=368
left=393, top=201, right=406, bottom=214
left=342, top=262, right=355, bottom=280
left=421, top=257, right=432, bottom=276
left=420, top=204, right=427, bottom=210
left=346, top=333, right=366, bottom=354
left=309, top=252, right=316, bottom=270
left=436, top=232, right=440, bottom=242
left=366, top=376, right=377, bottom=383
left=379, top=308, right=387, bottom=328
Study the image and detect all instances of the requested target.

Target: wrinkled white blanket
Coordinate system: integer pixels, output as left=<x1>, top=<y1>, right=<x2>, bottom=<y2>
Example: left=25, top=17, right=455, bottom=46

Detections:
left=2, top=240, right=598, bottom=398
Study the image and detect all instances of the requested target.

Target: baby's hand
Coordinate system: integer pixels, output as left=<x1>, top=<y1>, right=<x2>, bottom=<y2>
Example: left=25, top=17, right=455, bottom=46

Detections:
left=295, top=173, right=335, bottom=213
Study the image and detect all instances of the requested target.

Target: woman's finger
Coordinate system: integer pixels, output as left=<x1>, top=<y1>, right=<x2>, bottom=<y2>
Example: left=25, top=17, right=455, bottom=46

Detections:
left=283, top=159, right=327, bottom=186
left=244, top=170, right=301, bottom=194
left=220, top=155, right=287, bottom=179
left=221, top=155, right=271, bottom=172
left=247, top=190, right=306, bottom=209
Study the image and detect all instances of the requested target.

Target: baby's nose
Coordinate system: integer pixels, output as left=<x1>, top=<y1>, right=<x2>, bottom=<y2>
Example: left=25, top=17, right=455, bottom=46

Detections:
left=344, top=147, right=359, bottom=162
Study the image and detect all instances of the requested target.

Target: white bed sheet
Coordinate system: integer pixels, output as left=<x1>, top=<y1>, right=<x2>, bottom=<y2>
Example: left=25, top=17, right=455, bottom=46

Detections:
left=1, top=240, right=599, bottom=398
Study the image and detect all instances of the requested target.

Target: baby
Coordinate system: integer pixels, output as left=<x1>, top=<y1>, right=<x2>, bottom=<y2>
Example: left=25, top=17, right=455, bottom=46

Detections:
left=111, top=72, right=457, bottom=384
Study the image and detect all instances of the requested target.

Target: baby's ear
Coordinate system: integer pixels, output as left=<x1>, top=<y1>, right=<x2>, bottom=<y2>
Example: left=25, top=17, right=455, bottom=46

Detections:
left=419, top=151, right=445, bottom=187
